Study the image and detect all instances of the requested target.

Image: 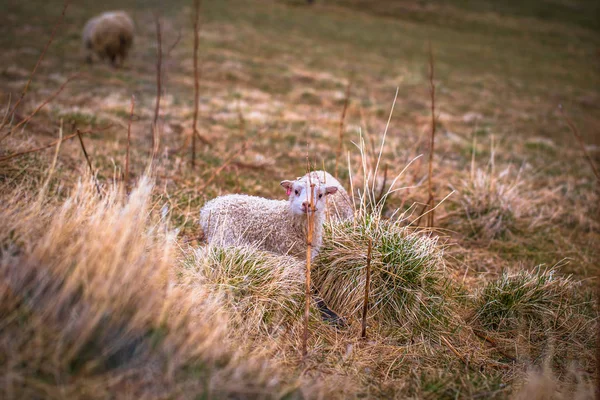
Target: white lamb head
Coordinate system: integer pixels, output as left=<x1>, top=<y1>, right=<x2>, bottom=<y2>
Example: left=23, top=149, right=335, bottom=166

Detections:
left=280, top=178, right=338, bottom=216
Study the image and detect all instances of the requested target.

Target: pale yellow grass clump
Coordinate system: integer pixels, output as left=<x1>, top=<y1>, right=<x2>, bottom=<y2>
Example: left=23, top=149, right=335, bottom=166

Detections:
left=180, top=244, right=307, bottom=337
left=451, top=165, right=542, bottom=241
left=0, top=176, right=301, bottom=399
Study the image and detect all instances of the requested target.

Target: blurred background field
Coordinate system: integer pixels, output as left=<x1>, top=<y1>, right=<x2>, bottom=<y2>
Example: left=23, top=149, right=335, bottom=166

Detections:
left=0, top=0, right=598, bottom=398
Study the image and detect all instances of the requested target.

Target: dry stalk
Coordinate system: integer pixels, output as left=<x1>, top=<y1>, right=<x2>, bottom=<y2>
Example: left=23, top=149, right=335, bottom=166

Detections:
left=335, top=75, right=352, bottom=179
left=151, top=13, right=163, bottom=163
left=361, top=238, right=373, bottom=340
left=471, top=328, right=516, bottom=362
left=416, top=44, right=437, bottom=227
left=302, top=168, right=317, bottom=358
left=192, top=0, right=202, bottom=168
left=0, top=126, right=110, bottom=163
left=166, top=30, right=182, bottom=57
left=375, top=163, right=388, bottom=204
left=441, top=335, right=468, bottom=365
left=76, top=129, right=101, bottom=195
left=125, top=95, right=135, bottom=187
left=1, top=73, right=81, bottom=143
left=0, top=0, right=71, bottom=133
left=558, top=104, right=600, bottom=182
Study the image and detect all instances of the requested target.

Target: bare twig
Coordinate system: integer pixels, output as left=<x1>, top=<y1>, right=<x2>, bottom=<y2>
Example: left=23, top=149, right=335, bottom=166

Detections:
left=197, top=141, right=249, bottom=191
left=375, top=163, right=388, bottom=204
left=471, top=329, right=516, bottom=362
left=0, top=0, right=71, bottom=132
left=1, top=73, right=81, bottom=143
left=192, top=0, right=202, bottom=168
left=335, top=75, right=352, bottom=179
left=151, top=13, right=163, bottom=162
left=0, top=126, right=108, bottom=163
left=441, top=336, right=467, bottom=365
left=303, top=164, right=316, bottom=358
left=166, top=30, right=182, bottom=57
left=426, top=43, right=436, bottom=227
left=125, top=95, right=135, bottom=187
left=76, top=129, right=101, bottom=195
left=361, top=238, right=372, bottom=340
left=558, top=104, right=600, bottom=182
left=416, top=43, right=437, bottom=227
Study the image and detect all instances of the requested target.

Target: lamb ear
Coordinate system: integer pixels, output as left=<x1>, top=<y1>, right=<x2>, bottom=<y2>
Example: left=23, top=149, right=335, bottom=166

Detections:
left=325, top=186, right=338, bottom=195
left=280, top=180, right=294, bottom=190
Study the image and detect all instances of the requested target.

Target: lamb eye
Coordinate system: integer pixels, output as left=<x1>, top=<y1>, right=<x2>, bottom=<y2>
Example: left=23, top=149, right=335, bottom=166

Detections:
left=318, top=194, right=323, bottom=199
left=295, top=190, right=299, bottom=196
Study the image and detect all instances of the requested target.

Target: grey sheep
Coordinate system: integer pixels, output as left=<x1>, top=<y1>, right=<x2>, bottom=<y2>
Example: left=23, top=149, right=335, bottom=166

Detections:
left=82, top=11, right=134, bottom=67
left=199, top=171, right=352, bottom=260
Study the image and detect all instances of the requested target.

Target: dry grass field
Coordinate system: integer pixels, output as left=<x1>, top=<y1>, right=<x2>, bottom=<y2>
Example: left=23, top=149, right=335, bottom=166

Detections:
left=1, top=0, right=599, bottom=398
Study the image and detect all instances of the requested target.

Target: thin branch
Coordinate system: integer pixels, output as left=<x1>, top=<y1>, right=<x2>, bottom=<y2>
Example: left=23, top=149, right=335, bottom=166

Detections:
left=416, top=43, right=437, bottom=227
left=303, top=164, right=316, bottom=358
left=558, top=104, right=599, bottom=182
left=426, top=42, right=436, bottom=227
left=335, top=75, right=352, bottom=179
left=375, top=163, right=388, bottom=204
left=471, top=329, right=516, bottom=363
left=1, top=73, right=82, bottom=143
left=0, top=126, right=109, bottom=163
left=192, top=0, right=202, bottom=168
left=125, top=95, right=135, bottom=187
left=151, top=13, right=163, bottom=162
left=441, top=336, right=468, bottom=365
left=0, top=0, right=71, bottom=132
left=166, top=30, right=182, bottom=57
left=76, top=129, right=101, bottom=195
left=361, top=238, right=372, bottom=340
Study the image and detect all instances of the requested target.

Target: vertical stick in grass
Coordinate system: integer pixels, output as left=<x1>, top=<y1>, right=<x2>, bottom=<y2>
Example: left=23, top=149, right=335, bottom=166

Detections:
left=125, top=95, right=135, bottom=188
left=77, top=129, right=101, bottom=195
left=335, top=76, right=352, bottom=180
left=302, top=170, right=316, bottom=358
left=191, top=0, right=201, bottom=168
left=416, top=43, right=437, bottom=227
left=152, top=13, right=163, bottom=163
left=361, top=238, right=372, bottom=340
left=426, top=42, right=436, bottom=228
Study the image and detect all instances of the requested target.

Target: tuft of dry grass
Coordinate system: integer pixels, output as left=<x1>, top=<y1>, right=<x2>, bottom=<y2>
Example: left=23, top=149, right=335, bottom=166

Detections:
left=0, top=176, right=301, bottom=399
left=181, top=244, right=307, bottom=336
left=314, top=133, right=457, bottom=341
left=472, top=265, right=598, bottom=374
left=314, top=216, right=456, bottom=341
left=449, top=163, right=539, bottom=241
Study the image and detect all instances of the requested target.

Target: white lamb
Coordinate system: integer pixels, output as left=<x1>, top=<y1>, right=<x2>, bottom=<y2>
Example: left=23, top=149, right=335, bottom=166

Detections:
left=82, top=11, right=134, bottom=67
left=303, top=170, right=354, bottom=222
left=199, top=171, right=352, bottom=260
